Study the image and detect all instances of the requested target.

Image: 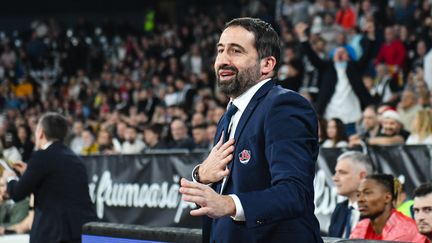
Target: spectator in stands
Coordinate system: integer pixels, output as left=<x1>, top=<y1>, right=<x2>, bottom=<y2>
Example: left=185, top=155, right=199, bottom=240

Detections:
left=121, top=126, right=145, bottom=154
left=375, top=26, right=406, bottom=75
left=16, top=125, right=34, bottom=162
left=371, top=63, right=399, bottom=105
left=413, top=183, right=432, bottom=242
left=68, top=120, right=84, bottom=154
left=169, top=119, right=194, bottom=150
left=190, top=112, right=206, bottom=128
left=350, top=105, right=381, bottom=147
left=320, top=12, right=344, bottom=54
left=192, top=124, right=209, bottom=149
left=335, top=0, right=356, bottom=30
left=206, top=123, right=217, bottom=148
left=398, top=89, right=422, bottom=132
left=112, top=121, right=127, bottom=152
left=350, top=174, right=426, bottom=242
left=395, top=183, right=415, bottom=218
left=329, top=151, right=373, bottom=238
left=96, top=129, right=115, bottom=154
left=80, top=129, right=98, bottom=155
left=321, top=118, right=348, bottom=148
left=2, top=131, right=22, bottom=163
left=143, top=124, right=166, bottom=149
left=407, top=109, right=432, bottom=144
left=0, top=177, right=29, bottom=235
left=296, top=21, right=375, bottom=136
left=367, top=110, right=410, bottom=145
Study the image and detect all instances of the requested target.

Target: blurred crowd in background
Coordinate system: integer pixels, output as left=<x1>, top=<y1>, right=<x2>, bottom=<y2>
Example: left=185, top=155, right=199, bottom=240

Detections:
left=0, top=0, right=431, bottom=163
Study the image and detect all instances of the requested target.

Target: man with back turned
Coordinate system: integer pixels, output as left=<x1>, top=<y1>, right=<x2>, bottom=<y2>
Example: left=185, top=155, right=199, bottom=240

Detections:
left=3, top=112, right=97, bottom=243
left=179, top=17, right=322, bottom=243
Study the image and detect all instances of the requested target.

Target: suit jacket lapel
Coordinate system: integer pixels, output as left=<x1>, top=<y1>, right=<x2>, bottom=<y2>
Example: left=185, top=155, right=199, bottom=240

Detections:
left=222, top=80, right=274, bottom=193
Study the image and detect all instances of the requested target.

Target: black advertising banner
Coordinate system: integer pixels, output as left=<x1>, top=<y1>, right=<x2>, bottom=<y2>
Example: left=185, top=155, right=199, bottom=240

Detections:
left=82, top=146, right=432, bottom=233
left=82, top=151, right=207, bottom=228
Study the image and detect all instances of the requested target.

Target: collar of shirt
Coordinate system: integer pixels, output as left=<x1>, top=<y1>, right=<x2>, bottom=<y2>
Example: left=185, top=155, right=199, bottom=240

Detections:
left=42, top=141, right=54, bottom=150
left=349, top=201, right=359, bottom=210
left=231, top=78, right=271, bottom=112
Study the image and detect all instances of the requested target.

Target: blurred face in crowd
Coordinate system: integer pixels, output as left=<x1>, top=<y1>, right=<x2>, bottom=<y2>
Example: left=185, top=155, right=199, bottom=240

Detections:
left=191, top=113, right=205, bottom=127
left=414, top=193, right=432, bottom=238
left=214, top=26, right=261, bottom=98
left=333, top=47, right=349, bottom=63
left=73, top=121, right=83, bottom=136
left=400, top=90, right=417, bottom=109
left=97, top=130, right=111, bottom=146
left=17, top=126, right=28, bottom=142
left=125, top=127, right=137, bottom=143
left=384, top=27, right=395, bottom=43
left=333, top=158, right=366, bottom=199
left=82, top=130, right=94, bottom=147
left=116, top=122, right=127, bottom=139
left=376, top=64, right=388, bottom=78
left=357, top=179, right=392, bottom=219
left=382, top=118, right=401, bottom=136
left=171, top=120, right=187, bottom=141
left=417, top=40, right=427, bottom=57
left=192, top=127, right=207, bottom=144
left=207, top=124, right=217, bottom=143
left=144, top=129, right=159, bottom=147
left=363, top=107, right=379, bottom=131
left=326, top=119, right=338, bottom=139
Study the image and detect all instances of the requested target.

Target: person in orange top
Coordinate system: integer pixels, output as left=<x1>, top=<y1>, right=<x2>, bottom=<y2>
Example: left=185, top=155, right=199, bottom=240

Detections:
left=350, top=174, right=427, bottom=242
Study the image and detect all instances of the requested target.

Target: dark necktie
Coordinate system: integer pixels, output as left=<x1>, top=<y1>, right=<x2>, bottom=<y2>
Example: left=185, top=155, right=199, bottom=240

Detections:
left=214, top=103, right=238, bottom=194
left=221, top=103, right=238, bottom=142
left=344, top=206, right=354, bottom=238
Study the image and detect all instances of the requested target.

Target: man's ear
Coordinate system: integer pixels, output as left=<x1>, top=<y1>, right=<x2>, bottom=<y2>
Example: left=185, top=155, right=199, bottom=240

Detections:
left=261, top=56, right=277, bottom=76
left=384, top=192, right=393, bottom=205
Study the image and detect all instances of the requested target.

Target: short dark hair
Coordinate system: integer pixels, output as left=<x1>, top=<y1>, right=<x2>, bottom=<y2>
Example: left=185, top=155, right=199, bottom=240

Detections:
left=224, top=17, right=281, bottom=71
left=414, top=183, right=432, bottom=198
left=39, top=112, right=69, bottom=142
left=366, top=174, right=400, bottom=201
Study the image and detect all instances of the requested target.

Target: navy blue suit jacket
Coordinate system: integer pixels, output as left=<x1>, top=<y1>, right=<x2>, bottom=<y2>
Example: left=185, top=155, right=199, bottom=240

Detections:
left=7, top=142, right=97, bottom=243
left=328, top=200, right=349, bottom=238
left=203, top=81, right=323, bottom=243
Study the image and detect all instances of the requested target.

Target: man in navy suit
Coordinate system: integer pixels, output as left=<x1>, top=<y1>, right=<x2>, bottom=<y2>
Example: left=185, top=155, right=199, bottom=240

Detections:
left=328, top=151, right=373, bottom=238
left=179, top=17, right=322, bottom=243
left=3, top=112, right=97, bottom=243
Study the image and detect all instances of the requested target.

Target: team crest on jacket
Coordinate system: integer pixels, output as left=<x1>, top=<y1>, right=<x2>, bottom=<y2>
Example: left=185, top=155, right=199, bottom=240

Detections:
left=238, top=150, right=251, bottom=164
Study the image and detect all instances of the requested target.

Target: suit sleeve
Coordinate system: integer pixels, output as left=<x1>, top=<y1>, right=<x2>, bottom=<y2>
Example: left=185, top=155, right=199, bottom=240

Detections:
left=236, top=91, right=319, bottom=228
left=7, top=152, right=48, bottom=202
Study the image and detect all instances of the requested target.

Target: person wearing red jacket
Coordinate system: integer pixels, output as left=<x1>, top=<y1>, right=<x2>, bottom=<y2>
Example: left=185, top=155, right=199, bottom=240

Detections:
left=375, top=26, right=407, bottom=71
left=336, top=0, right=357, bottom=30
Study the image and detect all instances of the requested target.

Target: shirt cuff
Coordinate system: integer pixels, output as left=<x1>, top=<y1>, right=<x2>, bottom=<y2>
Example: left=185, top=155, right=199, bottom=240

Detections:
left=6, top=176, right=19, bottom=183
left=229, top=194, right=245, bottom=221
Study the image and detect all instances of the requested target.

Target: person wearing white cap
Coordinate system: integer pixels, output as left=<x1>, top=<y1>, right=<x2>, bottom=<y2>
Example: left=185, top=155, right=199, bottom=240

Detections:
left=367, top=109, right=410, bottom=145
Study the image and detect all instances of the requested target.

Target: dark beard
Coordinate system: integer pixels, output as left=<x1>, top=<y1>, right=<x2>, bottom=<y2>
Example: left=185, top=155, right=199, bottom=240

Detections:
left=217, top=62, right=261, bottom=98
